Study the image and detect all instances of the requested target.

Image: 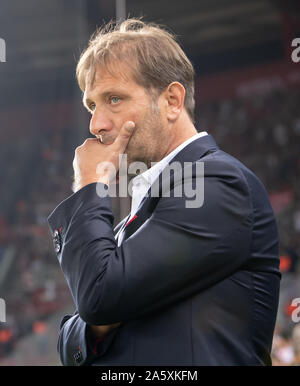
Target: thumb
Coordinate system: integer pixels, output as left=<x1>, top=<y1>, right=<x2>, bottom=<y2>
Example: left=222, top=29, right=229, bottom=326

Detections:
left=113, top=121, right=136, bottom=151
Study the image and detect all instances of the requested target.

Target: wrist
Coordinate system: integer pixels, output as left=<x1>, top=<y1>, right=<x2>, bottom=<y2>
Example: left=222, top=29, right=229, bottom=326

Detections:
left=88, top=325, right=111, bottom=339
left=73, top=175, right=110, bottom=193
left=88, top=322, right=122, bottom=339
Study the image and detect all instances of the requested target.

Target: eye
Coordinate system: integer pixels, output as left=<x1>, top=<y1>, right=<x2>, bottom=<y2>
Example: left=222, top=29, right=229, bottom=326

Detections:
left=89, top=102, right=96, bottom=111
left=110, top=96, right=121, bottom=105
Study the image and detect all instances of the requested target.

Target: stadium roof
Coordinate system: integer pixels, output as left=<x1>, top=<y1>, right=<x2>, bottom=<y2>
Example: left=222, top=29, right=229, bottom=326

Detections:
left=0, top=0, right=299, bottom=105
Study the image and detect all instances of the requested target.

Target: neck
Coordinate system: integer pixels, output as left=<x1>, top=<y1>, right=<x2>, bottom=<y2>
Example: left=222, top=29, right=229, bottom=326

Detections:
left=161, top=114, right=198, bottom=159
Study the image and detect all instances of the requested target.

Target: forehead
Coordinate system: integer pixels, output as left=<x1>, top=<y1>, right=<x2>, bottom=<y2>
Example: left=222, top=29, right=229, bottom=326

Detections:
left=85, top=63, right=138, bottom=97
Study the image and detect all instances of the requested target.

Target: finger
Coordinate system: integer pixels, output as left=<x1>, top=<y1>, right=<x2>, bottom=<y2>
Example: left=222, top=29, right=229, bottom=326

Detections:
left=112, top=121, right=135, bottom=152
left=83, top=138, right=100, bottom=146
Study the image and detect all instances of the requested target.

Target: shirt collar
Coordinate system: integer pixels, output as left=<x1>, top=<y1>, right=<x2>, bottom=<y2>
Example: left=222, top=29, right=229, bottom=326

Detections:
left=132, top=131, right=208, bottom=187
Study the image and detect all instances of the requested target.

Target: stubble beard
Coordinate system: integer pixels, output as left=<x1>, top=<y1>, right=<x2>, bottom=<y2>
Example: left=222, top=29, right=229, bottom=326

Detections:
left=125, top=107, right=166, bottom=169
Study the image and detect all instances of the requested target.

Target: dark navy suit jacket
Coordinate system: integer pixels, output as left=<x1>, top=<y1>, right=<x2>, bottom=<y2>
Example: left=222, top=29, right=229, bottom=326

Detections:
left=47, top=134, right=281, bottom=366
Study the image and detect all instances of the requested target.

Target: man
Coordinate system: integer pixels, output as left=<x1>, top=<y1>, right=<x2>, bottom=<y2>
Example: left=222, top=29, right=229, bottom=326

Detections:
left=47, top=19, right=281, bottom=366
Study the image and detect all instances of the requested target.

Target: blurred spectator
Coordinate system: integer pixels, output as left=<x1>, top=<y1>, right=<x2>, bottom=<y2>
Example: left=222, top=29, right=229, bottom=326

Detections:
left=0, top=327, right=14, bottom=358
left=32, top=320, right=49, bottom=356
left=292, top=323, right=300, bottom=365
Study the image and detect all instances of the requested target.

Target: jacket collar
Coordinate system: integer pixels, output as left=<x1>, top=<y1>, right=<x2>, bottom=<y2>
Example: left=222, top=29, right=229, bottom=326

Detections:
left=116, top=134, right=219, bottom=243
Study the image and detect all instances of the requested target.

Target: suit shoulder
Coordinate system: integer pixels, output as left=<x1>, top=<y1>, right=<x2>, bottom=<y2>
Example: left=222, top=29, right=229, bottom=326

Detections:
left=202, top=149, right=265, bottom=189
left=195, top=148, right=252, bottom=194
left=204, top=149, right=274, bottom=214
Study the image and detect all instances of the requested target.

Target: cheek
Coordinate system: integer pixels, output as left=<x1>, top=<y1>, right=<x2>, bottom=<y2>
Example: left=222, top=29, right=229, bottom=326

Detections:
left=126, top=110, right=143, bottom=127
left=125, top=103, right=159, bottom=145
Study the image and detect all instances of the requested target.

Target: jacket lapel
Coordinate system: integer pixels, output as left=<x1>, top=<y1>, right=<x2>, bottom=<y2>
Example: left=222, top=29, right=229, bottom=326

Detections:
left=118, top=134, right=219, bottom=243
left=113, top=214, right=130, bottom=239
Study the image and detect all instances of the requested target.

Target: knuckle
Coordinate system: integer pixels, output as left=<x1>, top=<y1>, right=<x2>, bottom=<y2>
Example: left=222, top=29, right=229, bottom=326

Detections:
left=81, top=138, right=90, bottom=146
left=76, top=138, right=91, bottom=151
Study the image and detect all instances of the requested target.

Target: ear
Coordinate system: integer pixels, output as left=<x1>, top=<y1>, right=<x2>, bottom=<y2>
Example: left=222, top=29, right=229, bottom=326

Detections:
left=163, top=82, right=186, bottom=122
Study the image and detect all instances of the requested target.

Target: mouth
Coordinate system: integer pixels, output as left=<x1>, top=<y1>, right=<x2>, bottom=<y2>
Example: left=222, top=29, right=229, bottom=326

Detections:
left=98, top=136, right=115, bottom=146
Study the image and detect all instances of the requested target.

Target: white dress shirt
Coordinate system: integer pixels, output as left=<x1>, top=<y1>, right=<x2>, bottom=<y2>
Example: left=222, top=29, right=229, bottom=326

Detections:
left=117, top=131, right=208, bottom=245
left=129, top=131, right=208, bottom=222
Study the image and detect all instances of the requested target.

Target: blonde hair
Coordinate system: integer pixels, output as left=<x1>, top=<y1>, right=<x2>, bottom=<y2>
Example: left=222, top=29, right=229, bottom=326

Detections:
left=76, top=18, right=195, bottom=121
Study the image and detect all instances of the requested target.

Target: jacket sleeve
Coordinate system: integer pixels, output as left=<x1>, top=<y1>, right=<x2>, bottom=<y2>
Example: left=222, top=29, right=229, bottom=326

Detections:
left=56, top=218, right=125, bottom=366
left=48, top=159, right=253, bottom=325
left=57, top=311, right=119, bottom=366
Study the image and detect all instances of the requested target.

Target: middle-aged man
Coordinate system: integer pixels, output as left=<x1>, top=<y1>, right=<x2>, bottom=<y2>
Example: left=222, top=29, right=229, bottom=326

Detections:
left=47, top=19, right=281, bottom=366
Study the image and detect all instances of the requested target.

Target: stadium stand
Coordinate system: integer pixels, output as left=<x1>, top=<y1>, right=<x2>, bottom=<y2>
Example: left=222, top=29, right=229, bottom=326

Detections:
left=0, top=84, right=299, bottom=365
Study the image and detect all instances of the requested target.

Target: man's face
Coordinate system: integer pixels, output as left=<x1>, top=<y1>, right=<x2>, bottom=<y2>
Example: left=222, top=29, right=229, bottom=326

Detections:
left=83, top=64, right=169, bottom=168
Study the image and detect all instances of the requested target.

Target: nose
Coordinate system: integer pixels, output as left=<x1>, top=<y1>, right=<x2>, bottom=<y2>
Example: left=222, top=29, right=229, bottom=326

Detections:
left=89, top=108, right=113, bottom=137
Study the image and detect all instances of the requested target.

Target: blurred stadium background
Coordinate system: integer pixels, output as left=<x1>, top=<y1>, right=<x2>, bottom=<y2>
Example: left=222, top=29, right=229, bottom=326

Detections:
left=0, top=0, right=299, bottom=366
